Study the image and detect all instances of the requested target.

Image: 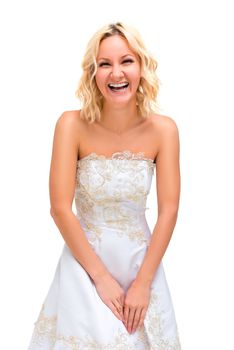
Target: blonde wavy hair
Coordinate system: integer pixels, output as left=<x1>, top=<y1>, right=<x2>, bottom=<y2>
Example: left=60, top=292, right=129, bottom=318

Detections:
left=75, top=22, right=161, bottom=123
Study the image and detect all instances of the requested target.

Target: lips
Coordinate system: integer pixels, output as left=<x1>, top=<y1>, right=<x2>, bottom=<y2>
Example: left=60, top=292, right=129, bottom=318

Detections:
left=108, top=82, right=129, bottom=91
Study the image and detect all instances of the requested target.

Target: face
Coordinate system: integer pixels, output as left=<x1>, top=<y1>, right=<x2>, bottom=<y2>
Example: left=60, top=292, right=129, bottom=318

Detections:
left=95, top=35, right=141, bottom=106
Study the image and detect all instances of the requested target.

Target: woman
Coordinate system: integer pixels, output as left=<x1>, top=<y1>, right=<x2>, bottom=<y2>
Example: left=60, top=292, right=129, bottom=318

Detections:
left=28, top=22, right=181, bottom=349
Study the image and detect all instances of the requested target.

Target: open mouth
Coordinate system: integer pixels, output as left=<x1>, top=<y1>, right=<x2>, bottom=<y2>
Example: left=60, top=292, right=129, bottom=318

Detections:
left=108, top=82, right=129, bottom=92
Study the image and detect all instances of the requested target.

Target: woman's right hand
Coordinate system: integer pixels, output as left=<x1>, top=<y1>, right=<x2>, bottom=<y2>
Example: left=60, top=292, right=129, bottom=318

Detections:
left=93, top=273, right=125, bottom=321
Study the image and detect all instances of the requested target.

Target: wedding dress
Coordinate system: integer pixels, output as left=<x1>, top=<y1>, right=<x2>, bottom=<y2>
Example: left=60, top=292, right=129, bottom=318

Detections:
left=28, top=150, right=181, bottom=349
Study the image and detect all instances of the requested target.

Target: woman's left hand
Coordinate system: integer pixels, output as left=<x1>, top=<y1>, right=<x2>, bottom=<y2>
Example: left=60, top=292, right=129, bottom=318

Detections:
left=122, top=280, right=151, bottom=334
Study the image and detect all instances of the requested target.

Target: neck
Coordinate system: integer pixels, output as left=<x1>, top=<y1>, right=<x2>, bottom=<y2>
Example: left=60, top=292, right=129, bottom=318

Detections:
left=99, top=101, right=141, bottom=134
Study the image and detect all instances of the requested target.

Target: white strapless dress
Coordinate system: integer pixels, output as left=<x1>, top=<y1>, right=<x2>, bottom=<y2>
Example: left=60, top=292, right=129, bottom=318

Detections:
left=28, top=150, right=181, bottom=349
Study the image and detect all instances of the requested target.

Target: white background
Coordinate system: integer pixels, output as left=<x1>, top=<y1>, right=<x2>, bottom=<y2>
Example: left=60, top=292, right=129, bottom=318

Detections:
left=0, top=0, right=233, bottom=348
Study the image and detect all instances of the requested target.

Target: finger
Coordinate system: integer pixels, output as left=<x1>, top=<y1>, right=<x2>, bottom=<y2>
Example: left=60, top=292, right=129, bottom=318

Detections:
left=123, top=304, right=130, bottom=325
left=117, top=294, right=125, bottom=312
left=116, top=303, right=124, bottom=319
left=111, top=300, right=123, bottom=320
left=117, top=297, right=124, bottom=312
left=108, top=301, right=123, bottom=321
left=116, top=299, right=124, bottom=316
left=137, top=307, right=147, bottom=330
left=126, top=308, right=136, bottom=333
left=120, top=294, right=125, bottom=306
left=131, top=307, right=142, bottom=333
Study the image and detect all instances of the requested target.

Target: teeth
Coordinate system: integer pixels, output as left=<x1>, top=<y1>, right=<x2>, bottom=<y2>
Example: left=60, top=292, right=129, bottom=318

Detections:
left=108, top=82, right=129, bottom=88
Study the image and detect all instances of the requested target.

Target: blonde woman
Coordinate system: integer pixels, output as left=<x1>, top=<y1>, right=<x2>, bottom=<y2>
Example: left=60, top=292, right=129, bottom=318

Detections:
left=28, top=22, right=181, bottom=349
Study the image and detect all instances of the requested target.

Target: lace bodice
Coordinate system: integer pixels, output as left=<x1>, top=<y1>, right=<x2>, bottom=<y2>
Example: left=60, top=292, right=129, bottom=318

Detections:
left=74, top=150, right=155, bottom=245
left=77, top=150, right=156, bottom=164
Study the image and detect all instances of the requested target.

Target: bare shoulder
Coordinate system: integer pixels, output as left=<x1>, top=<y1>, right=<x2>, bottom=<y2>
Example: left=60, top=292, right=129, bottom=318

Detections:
left=55, top=109, right=85, bottom=144
left=150, top=113, right=179, bottom=135
left=56, top=109, right=84, bottom=129
left=148, top=114, right=180, bottom=159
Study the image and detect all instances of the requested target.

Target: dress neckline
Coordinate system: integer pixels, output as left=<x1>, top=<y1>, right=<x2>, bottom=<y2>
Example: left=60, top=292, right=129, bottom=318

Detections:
left=77, top=150, right=156, bottom=165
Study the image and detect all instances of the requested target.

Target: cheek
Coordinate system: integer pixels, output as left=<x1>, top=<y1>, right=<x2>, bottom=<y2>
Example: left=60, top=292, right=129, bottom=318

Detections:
left=95, top=71, right=107, bottom=90
left=95, top=73, right=101, bottom=86
left=130, top=73, right=141, bottom=89
left=128, top=66, right=141, bottom=82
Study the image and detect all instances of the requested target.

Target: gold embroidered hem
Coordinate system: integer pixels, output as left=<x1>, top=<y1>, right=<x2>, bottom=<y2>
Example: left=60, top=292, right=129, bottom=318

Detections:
left=30, top=289, right=181, bottom=349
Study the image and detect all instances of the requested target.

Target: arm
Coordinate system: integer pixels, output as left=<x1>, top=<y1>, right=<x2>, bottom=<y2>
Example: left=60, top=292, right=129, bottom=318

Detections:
left=135, top=116, right=181, bottom=287
left=49, top=111, right=109, bottom=283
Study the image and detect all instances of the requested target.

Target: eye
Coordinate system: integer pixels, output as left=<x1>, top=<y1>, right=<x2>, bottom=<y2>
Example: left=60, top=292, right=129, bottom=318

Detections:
left=122, top=59, right=134, bottom=64
left=98, top=62, right=110, bottom=67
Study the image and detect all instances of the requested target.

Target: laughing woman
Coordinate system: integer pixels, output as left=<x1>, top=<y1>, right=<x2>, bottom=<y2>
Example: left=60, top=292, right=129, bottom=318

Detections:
left=28, top=22, right=182, bottom=349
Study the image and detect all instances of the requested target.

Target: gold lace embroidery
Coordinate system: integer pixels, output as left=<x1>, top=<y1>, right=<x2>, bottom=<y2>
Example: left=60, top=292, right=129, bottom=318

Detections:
left=31, top=303, right=57, bottom=346
left=77, top=150, right=156, bottom=167
left=75, top=150, right=155, bottom=246
left=57, top=327, right=147, bottom=349
left=144, top=292, right=182, bottom=349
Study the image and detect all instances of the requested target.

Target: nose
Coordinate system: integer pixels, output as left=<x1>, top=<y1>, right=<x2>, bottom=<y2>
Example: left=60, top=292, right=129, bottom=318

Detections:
left=110, top=64, right=124, bottom=80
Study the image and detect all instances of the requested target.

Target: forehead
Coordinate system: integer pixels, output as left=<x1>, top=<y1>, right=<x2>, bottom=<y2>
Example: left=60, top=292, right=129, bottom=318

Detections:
left=97, top=35, right=136, bottom=59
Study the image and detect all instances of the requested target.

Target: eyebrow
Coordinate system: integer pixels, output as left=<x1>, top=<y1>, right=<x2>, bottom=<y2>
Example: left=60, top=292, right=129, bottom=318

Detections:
left=97, top=54, right=134, bottom=61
